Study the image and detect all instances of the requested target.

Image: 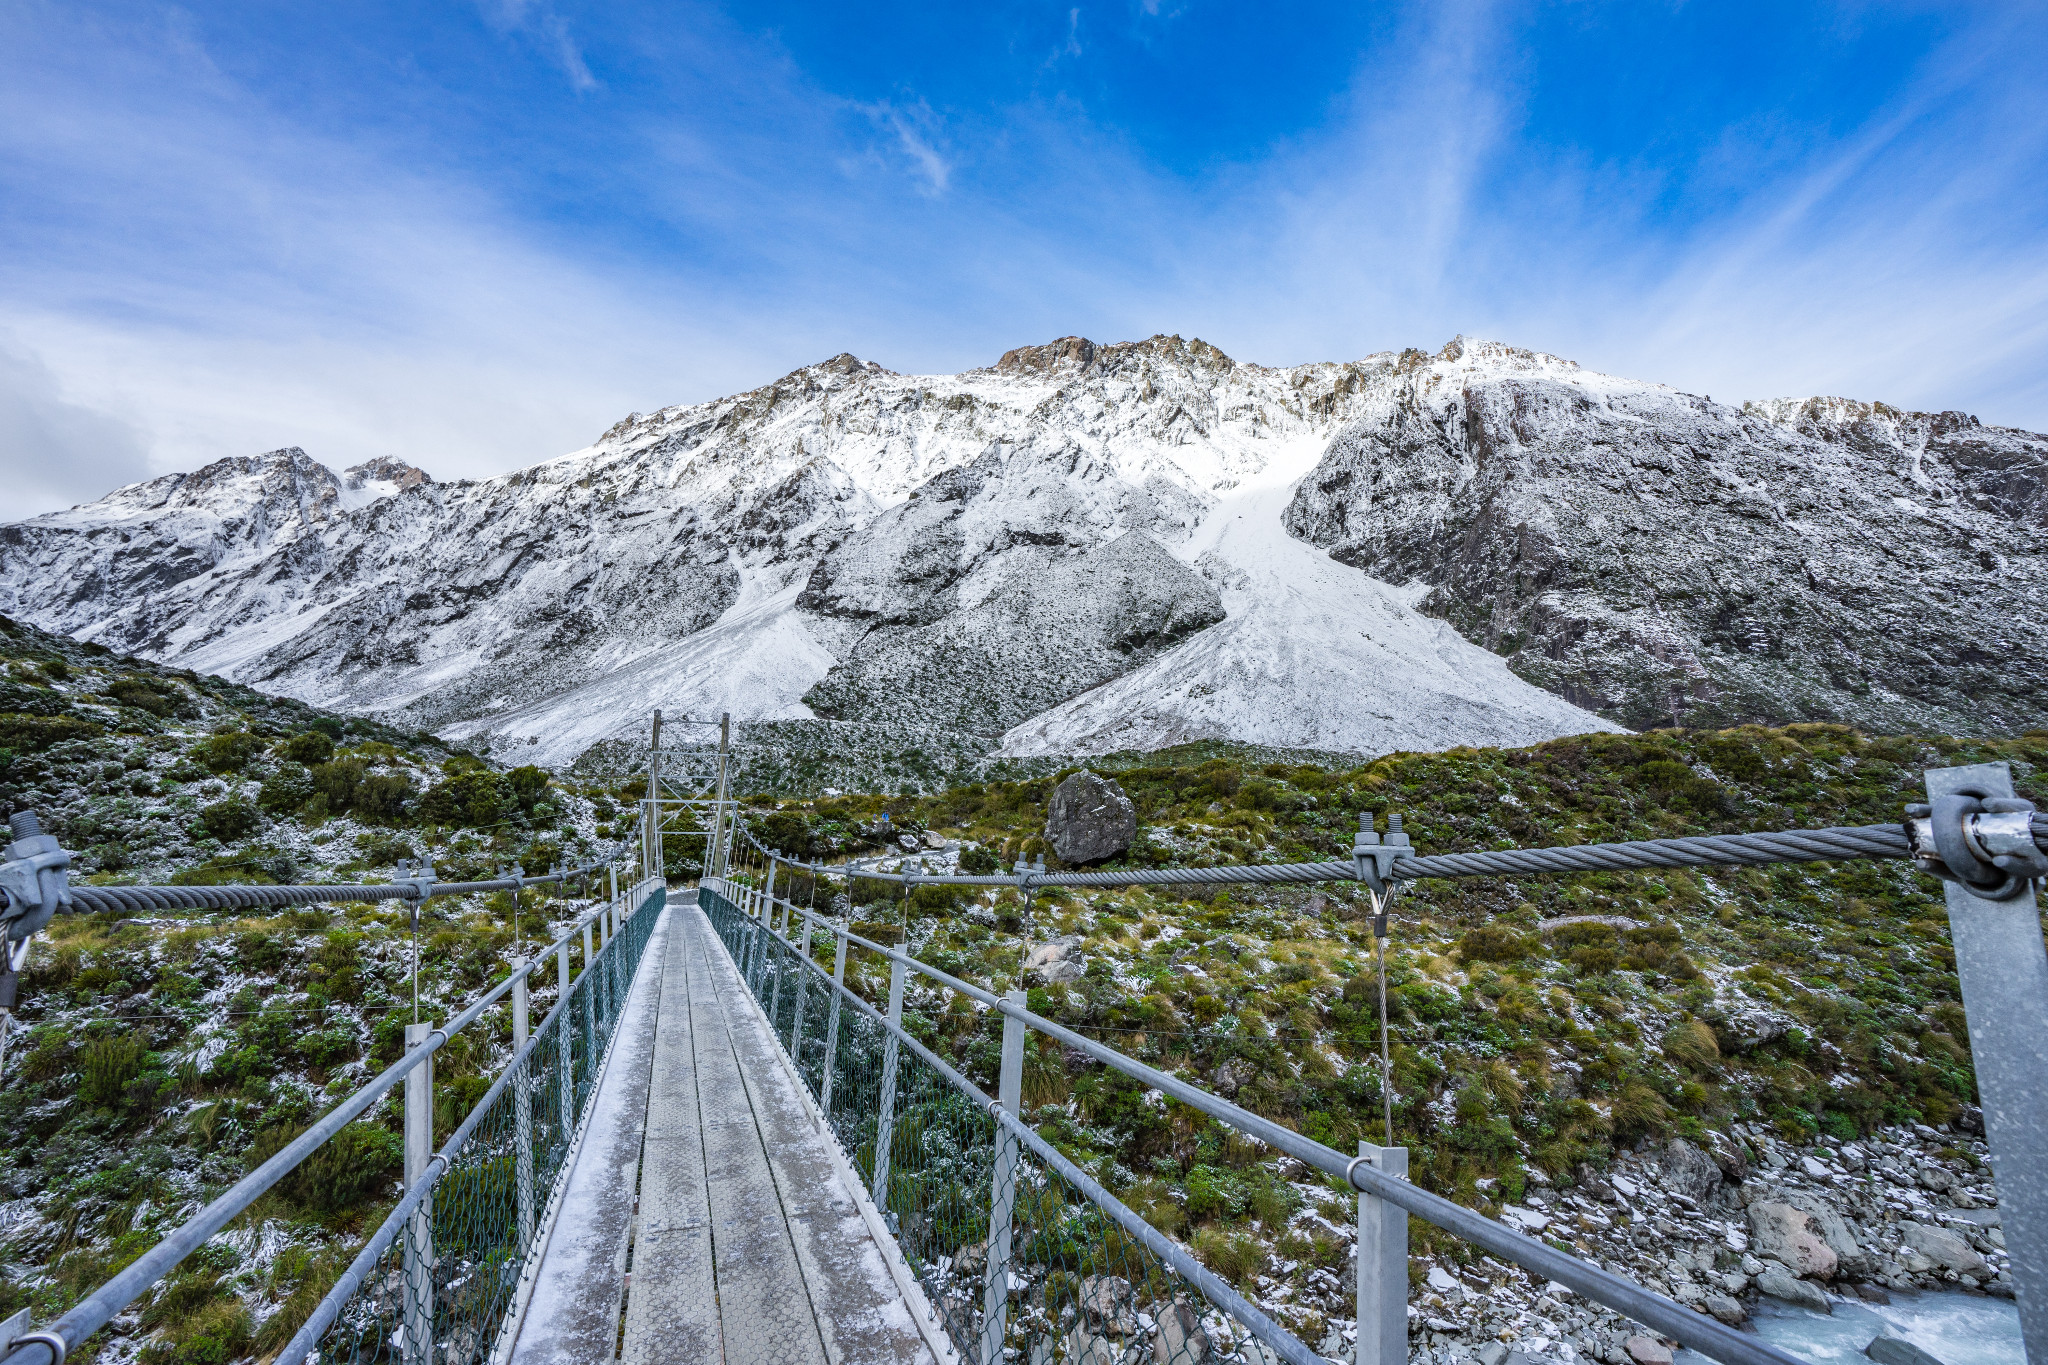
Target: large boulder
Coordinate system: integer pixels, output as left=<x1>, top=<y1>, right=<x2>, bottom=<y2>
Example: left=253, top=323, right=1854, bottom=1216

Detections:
left=1023, top=936, right=1085, bottom=985
left=1900, top=1223, right=1989, bottom=1277
left=1867, top=1338, right=1949, bottom=1365
left=1152, top=1302, right=1214, bottom=1363
left=1046, top=771, right=1138, bottom=864
left=1661, top=1139, right=1724, bottom=1205
left=1755, top=1266, right=1832, bottom=1313
left=1748, top=1202, right=1841, bottom=1279
left=1781, top=1194, right=1872, bottom=1278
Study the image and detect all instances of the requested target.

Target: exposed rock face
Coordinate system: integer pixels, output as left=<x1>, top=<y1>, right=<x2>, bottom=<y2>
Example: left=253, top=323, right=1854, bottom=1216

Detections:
left=1045, top=771, right=1138, bottom=864
left=9, top=333, right=2044, bottom=763
left=1748, top=1201, right=1841, bottom=1278
left=1150, top=1302, right=1213, bottom=1364
left=1283, top=339, right=2048, bottom=734
left=801, top=527, right=1224, bottom=733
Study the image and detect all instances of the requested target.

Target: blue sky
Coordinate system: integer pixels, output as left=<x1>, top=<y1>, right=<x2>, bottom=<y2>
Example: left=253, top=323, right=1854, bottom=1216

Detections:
left=3, top=1, right=2045, bottom=514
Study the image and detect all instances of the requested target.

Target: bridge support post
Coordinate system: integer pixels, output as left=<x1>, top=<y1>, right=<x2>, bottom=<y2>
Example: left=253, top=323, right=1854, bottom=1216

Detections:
left=557, top=939, right=573, bottom=1143
left=512, top=968, right=535, bottom=1251
left=1356, top=1140, right=1408, bottom=1365
left=820, top=921, right=849, bottom=1115
left=790, top=913, right=812, bottom=1064
left=871, top=959, right=907, bottom=1202
left=403, top=1022, right=435, bottom=1365
left=1924, top=762, right=2048, bottom=1364
left=977, top=990, right=1027, bottom=1365
left=580, top=923, right=596, bottom=1101
left=768, top=910, right=786, bottom=1034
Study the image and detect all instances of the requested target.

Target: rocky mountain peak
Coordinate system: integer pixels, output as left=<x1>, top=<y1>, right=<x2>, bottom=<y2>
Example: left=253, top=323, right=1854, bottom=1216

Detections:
left=991, top=333, right=1237, bottom=378
left=1433, top=335, right=1585, bottom=376
left=341, top=457, right=431, bottom=498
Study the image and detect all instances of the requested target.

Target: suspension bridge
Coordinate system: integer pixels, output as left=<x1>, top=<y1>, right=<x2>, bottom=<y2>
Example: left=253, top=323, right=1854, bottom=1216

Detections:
left=0, top=718, right=2043, bottom=1365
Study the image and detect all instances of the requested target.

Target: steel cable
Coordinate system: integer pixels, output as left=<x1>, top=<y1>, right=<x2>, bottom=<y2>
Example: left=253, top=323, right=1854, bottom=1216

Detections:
left=732, top=816, right=1919, bottom=889
left=55, top=847, right=629, bottom=916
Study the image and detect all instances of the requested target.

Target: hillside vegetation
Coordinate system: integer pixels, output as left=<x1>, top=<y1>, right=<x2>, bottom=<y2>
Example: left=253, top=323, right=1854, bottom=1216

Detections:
left=728, top=725, right=2043, bottom=1337
left=0, top=616, right=623, bottom=1363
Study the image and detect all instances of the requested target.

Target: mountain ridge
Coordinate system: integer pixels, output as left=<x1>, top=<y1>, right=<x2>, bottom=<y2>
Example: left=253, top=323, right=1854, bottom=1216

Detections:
left=4, top=335, right=2043, bottom=771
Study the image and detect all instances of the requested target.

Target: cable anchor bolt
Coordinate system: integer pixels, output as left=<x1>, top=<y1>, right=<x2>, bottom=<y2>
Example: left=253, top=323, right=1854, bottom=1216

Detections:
left=0, top=811, right=72, bottom=944
left=1904, top=795, right=2047, bottom=901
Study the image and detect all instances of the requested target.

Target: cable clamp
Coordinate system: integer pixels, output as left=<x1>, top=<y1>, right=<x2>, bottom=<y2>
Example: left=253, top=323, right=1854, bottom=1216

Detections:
left=1351, top=813, right=1410, bottom=897
left=1344, top=1153, right=1377, bottom=1191
left=1905, top=795, right=2045, bottom=900
left=0, top=812, right=72, bottom=942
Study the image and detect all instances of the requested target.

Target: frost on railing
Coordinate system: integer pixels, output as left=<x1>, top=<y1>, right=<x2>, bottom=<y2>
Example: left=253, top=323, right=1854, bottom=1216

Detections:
left=699, top=884, right=1302, bottom=1365
left=277, top=882, right=665, bottom=1365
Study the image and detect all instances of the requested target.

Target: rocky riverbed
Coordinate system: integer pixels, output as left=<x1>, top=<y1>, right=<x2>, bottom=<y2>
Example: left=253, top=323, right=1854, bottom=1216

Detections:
left=1327, top=1120, right=2011, bottom=1365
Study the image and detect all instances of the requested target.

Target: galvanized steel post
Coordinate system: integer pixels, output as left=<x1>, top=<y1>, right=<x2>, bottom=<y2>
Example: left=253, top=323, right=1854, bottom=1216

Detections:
left=512, top=967, right=535, bottom=1251
left=403, top=1021, right=435, bottom=1365
left=978, top=989, right=1028, bottom=1365
left=872, top=958, right=908, bottom=1200
left=768, top=897, right=786, bottom=1035
left=580, top=923, right=596, bottom=1100
left=1923, top=763, right=2048, bottom=1363
left=820, top=921, right=849, bottom=1114
left=1356, top=1141, right=1408, bottom=1365
left=790, top=913, right=813, bottom=1057
left=556, top=939, right=573, bottom=1139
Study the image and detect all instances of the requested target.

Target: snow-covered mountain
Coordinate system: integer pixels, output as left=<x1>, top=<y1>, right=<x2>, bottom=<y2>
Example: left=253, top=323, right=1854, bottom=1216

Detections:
left=4, top=334, right=2040, bottom=768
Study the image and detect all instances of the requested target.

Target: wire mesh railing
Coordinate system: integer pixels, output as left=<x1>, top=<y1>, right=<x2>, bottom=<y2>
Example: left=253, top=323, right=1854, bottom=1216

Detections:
left=700, top=881, right=1318, bottom=1365
left=275, top=879, right=666, bottom=1365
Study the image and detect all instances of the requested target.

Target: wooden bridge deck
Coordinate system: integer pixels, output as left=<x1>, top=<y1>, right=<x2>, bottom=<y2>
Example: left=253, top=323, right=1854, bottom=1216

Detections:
left=508, top=894, right=948, bottom=1365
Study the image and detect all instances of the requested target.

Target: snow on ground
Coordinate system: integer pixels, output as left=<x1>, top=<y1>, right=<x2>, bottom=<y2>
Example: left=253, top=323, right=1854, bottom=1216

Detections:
left=445, top=575, right=836, bottom=765
left=999, top=476, right=1618, bottom=758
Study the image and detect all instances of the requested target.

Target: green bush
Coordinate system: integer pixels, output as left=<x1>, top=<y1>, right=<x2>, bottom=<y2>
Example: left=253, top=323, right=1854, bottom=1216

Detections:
left=197, top=798, right=259, bottom=842
left=0, top=712, right=102, bottom=751
left=80, top=1034, right=145, bottom=1108
left=353, top=772, right=415, bottom=824
left=258, top=763, right=316, bottom=814
left=192, top=732, right=265, bottom=774
left=283, top=730, right=335, bottom=765
left=106, top=675, right=175, bottom=716
left=1459, top=924, right=1532, bottom=962
left=311, top=757, right=367, bottom=811
left=245, top=1121, right=403, bottom=1213
left=420, top=770, right=508, bottom=828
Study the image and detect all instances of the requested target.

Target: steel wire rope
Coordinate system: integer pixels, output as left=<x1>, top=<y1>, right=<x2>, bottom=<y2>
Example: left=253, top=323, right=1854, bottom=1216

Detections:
left=749, top=822, right=1924, bottom=890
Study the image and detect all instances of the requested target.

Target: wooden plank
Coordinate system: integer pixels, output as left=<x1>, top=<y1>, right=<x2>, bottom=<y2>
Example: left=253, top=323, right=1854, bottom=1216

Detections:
left=686, top=912, right=833, bottom=1365
left=621, top=915, right=718, bottom=1365
left=699, top=916, right=943, bottom=1365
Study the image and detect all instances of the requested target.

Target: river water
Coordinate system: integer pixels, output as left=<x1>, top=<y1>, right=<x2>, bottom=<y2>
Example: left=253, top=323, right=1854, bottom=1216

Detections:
left=1676, top=1292, right=2022, bottom=1365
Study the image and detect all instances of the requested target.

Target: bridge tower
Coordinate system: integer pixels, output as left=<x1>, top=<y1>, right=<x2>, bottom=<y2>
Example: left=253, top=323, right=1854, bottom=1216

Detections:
left=640, top=710, right=732, bottom=883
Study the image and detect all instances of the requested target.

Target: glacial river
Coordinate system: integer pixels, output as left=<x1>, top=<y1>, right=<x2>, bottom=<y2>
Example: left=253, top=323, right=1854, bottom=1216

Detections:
left=1676, top=1292, right=2021, bottom=1365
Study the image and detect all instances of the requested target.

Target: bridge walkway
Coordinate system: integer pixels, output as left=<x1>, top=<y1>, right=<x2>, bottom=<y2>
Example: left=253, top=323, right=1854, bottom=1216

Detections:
left=508, top=894, right=945, bottom=1365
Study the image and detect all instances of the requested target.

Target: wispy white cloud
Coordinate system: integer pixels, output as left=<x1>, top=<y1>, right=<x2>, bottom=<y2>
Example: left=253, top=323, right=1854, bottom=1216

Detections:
left=864, top=98, right=955, bottom=195
left=476, top=0, right=598, bottom=91
left=1, top=0, right=2044, bottom=524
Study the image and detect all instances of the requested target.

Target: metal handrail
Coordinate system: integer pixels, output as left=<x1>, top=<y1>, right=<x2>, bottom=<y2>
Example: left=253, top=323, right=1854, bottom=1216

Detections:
left=706, top=874, right=1807, bottom=1365
left=0, top=861, right=650, bottom=1365
left=272, top=877, right=666, bottom=1365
